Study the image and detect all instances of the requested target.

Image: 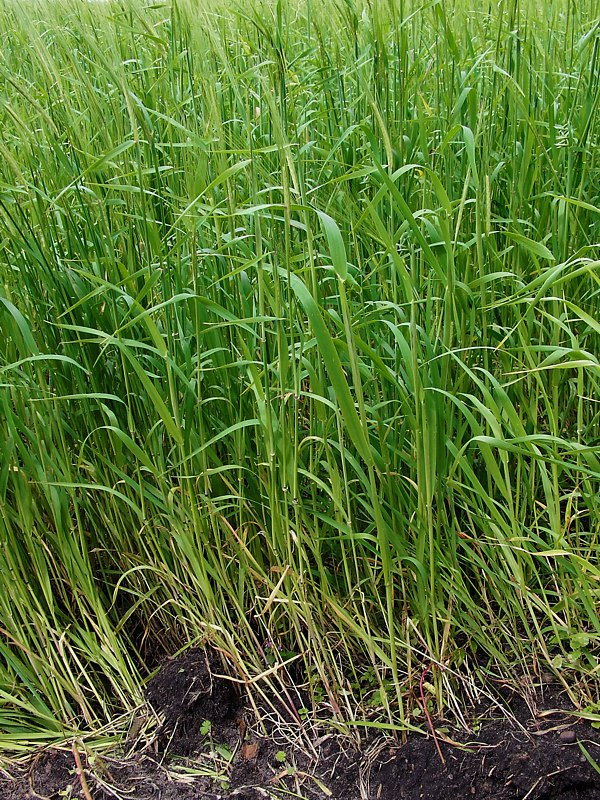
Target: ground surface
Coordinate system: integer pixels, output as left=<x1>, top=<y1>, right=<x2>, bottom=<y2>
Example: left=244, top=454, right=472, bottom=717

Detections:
left=1, top=649, right=599, bottom=800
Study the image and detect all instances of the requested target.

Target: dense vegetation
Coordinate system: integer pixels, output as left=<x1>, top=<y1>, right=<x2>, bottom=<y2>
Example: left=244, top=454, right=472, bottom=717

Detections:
left=1, top=0, right=599, bottom=750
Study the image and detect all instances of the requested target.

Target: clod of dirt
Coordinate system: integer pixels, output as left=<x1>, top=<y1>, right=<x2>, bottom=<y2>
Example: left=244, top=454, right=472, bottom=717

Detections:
left=27, top=749, right=74, bottom=798
left=145, top=648, right=241, bottom=756
left=560, top=729, right=577, bottom=744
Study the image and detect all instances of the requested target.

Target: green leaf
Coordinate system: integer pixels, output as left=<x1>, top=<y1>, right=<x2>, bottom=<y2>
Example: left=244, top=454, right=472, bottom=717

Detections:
left=504, top=231, right=555, bottom=261
left=315, top=210, right=348, bottom=281
left=117, top=343, right=183, bottom=445
left=0, top=297, right=39, bottom=355
left=281, top=268, right=372, bottom=466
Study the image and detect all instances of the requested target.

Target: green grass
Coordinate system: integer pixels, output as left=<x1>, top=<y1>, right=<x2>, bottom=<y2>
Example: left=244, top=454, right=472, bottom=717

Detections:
left=0, top=0, right=599, bottom=751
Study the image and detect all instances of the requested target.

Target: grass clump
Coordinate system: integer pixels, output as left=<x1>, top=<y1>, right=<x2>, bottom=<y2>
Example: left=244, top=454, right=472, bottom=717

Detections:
left=0, top=0, right=599, bottom=749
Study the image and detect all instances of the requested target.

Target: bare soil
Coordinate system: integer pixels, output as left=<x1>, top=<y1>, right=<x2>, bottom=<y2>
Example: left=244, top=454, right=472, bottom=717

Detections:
left=1, top=648, right=599, bottom=800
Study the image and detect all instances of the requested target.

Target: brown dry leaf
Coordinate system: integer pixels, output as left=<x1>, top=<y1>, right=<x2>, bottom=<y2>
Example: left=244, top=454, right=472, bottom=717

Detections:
left=242, top=742, right=259, bottom=761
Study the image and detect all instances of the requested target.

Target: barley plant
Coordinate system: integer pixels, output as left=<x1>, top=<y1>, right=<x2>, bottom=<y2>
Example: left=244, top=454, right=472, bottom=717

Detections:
left=0, top=0, right=599, bottom=750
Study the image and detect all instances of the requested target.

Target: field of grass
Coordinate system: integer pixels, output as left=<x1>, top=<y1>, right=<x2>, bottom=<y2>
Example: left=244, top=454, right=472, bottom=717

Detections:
left=0, top=0, right=599, bottom=752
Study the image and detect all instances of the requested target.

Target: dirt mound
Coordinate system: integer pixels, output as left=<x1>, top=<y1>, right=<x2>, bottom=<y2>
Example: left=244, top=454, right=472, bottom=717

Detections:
left=145, top=648, right=241, bottom=757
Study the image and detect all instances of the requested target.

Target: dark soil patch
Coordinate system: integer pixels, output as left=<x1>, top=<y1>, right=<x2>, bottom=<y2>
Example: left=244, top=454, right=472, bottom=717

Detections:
left=145, top=648, right=241, bottom=757
left=1, top=649, right=599, bottom=800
